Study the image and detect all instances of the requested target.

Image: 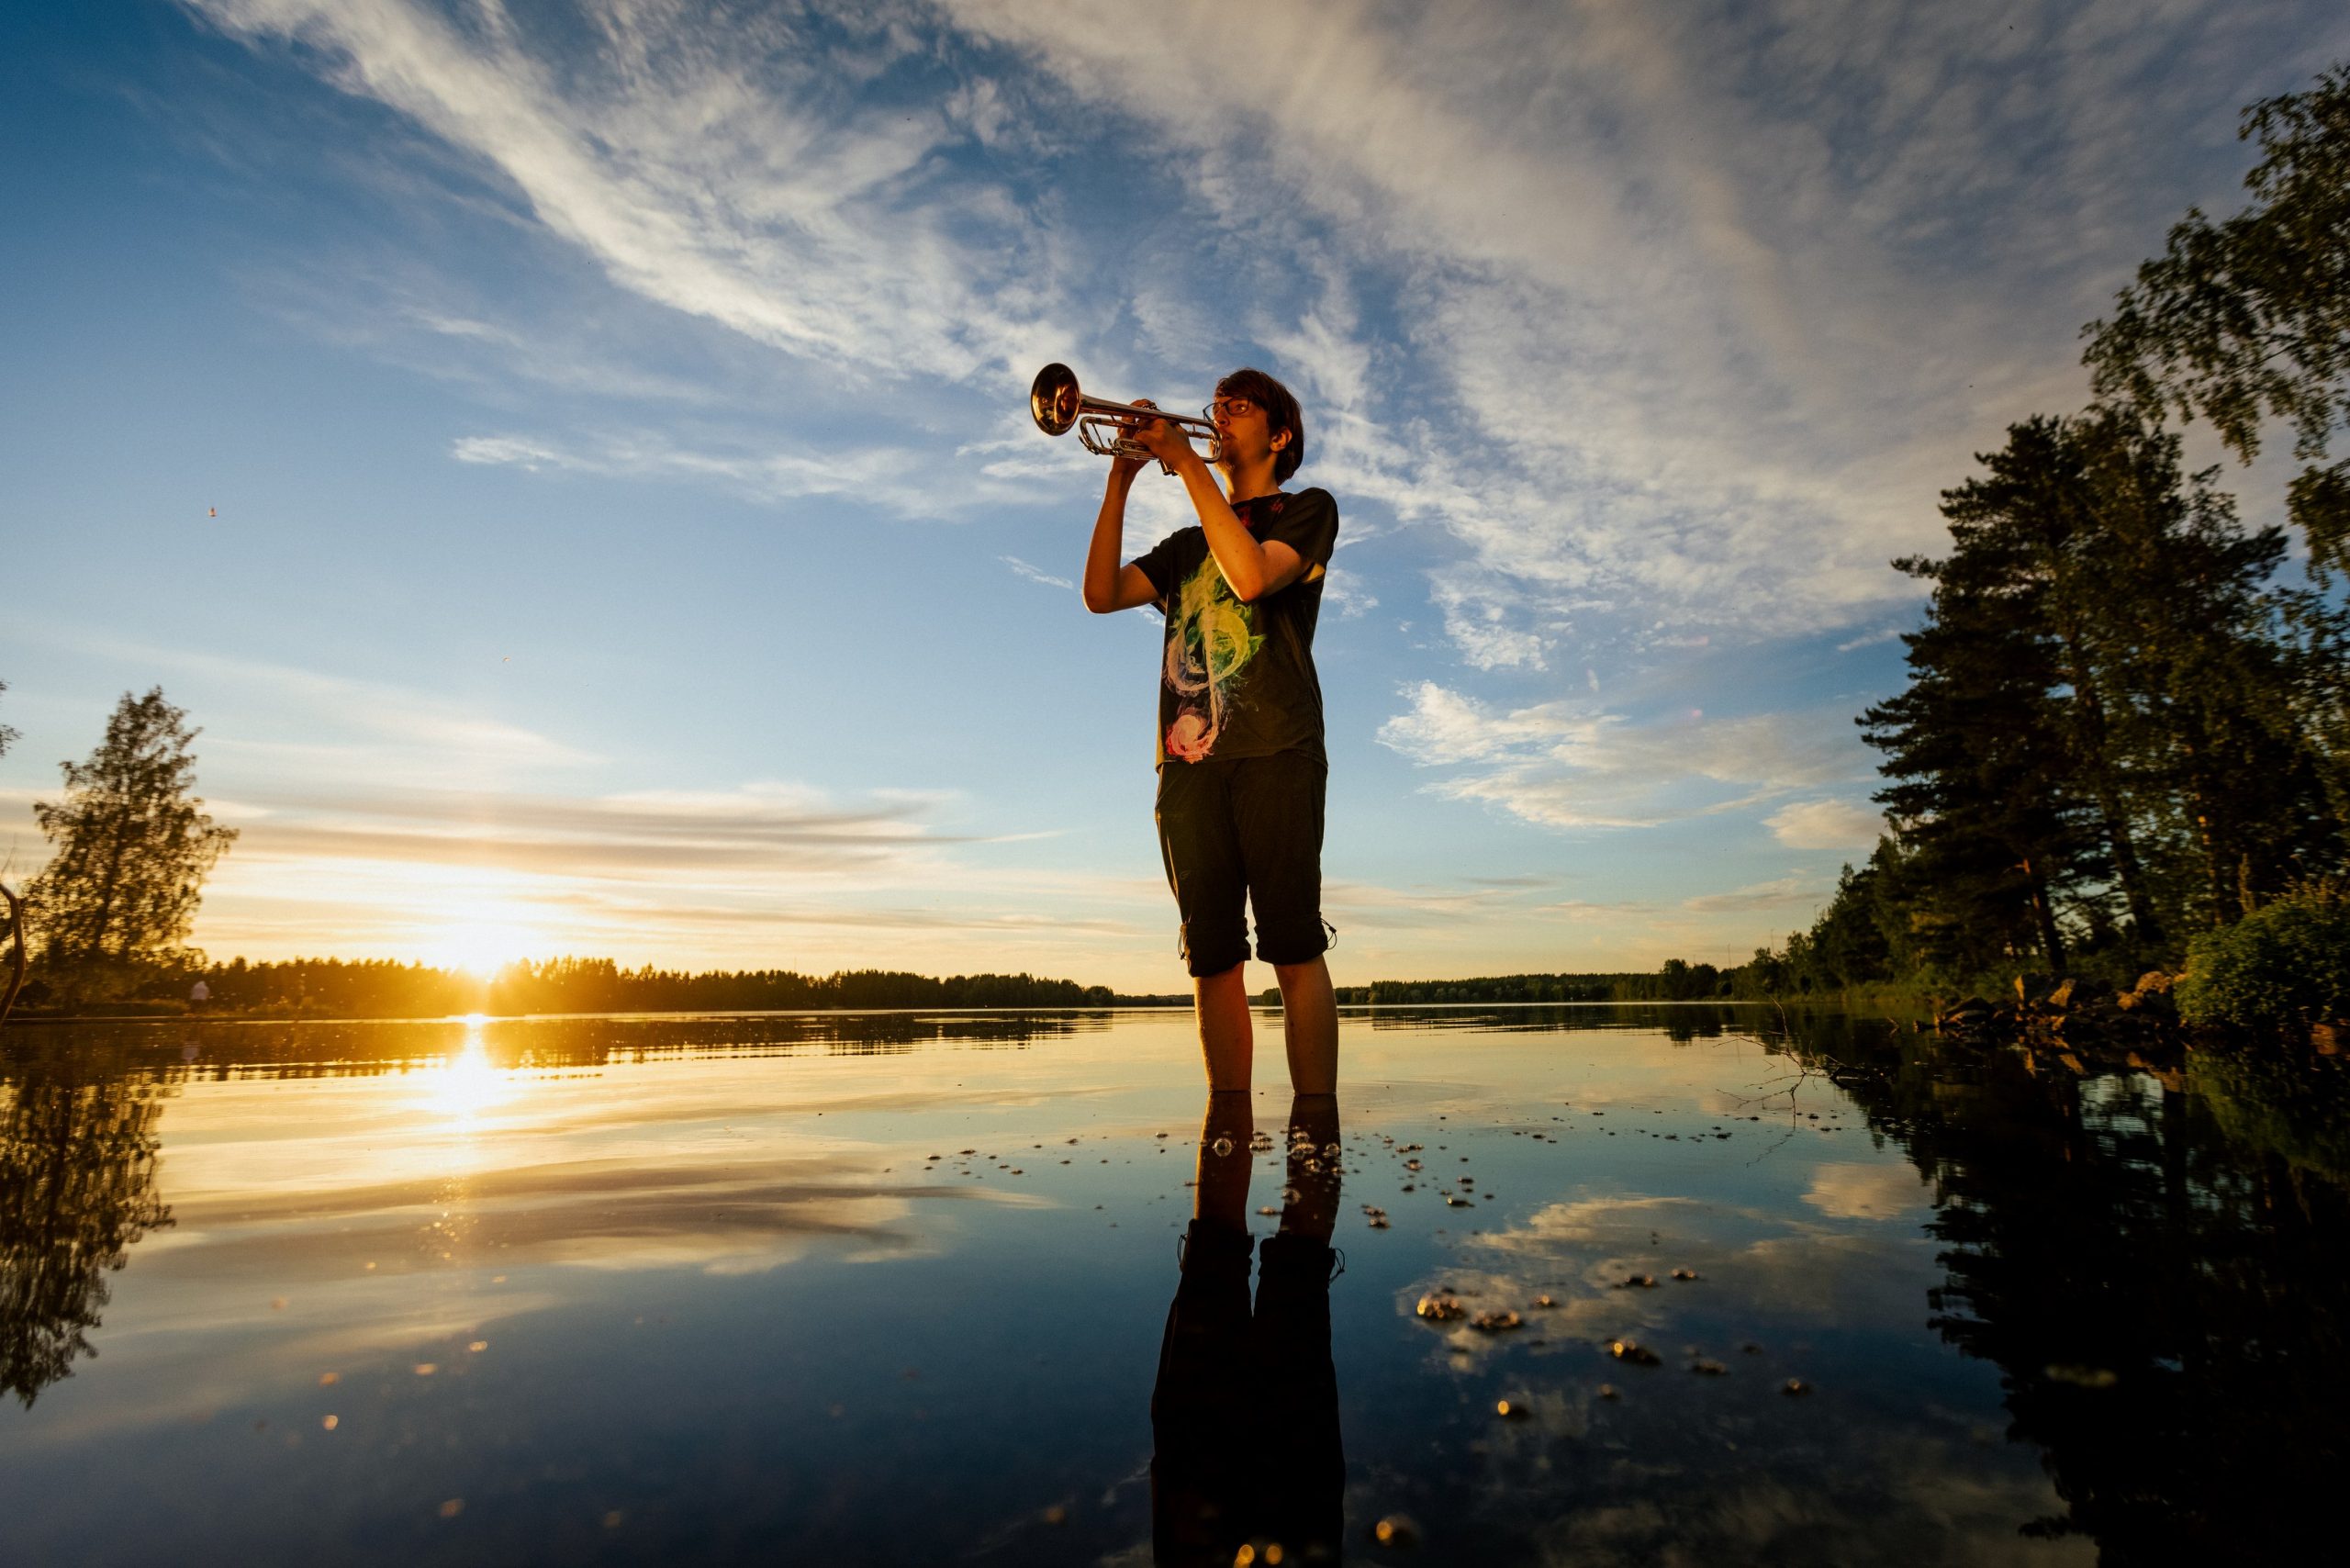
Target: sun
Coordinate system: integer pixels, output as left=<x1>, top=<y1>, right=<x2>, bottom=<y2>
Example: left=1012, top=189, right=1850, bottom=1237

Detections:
left=418, top=914, right=552, bottom=977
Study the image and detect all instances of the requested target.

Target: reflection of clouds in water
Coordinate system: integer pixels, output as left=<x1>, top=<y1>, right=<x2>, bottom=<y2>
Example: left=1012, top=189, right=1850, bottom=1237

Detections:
left=1427, top=1188, right=1935, bottom=1357
left=33, top=1287, right=562, bottom=1447
left=50, top=1154, right=1037, bottom=1445
left=164, top=1157, right=1037, bottom=1279
left=1804, top=1161, right=1930, bottom=1222
left=1498, top=1435, right=2091, bottom=1567
left=1448, top=1194, right=2080, bottom=1563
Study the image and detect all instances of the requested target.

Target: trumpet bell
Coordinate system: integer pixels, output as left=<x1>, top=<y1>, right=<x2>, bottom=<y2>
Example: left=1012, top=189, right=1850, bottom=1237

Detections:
left=1027, top=362, right=1220, bottom=471
left=1031, top=363, right=1081, bottom=438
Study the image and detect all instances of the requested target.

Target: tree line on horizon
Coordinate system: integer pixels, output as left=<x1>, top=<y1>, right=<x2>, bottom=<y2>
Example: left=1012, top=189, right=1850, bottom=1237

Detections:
left=1750, top=64, right=2350, bottom=1002
left=1328, top=958, right=1734, bottom=1004
left=181, top=955, right=1123, bottom=1016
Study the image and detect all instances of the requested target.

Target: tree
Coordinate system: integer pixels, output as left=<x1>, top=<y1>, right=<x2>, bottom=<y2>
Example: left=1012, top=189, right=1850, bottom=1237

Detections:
left=1864, top=410, right=2342, bottom=980
left=25, top=689, right=237, bottom=991
left=2083, top=62, right=2350, bottom=581
left=1862, top=510, right=2105, bottom=973
left=1952, top=410, right=2334, bottom=933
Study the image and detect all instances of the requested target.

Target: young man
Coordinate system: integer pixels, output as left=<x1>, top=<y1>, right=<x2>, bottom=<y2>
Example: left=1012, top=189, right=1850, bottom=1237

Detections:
left=1080, top=367, right=1341, bottom=1096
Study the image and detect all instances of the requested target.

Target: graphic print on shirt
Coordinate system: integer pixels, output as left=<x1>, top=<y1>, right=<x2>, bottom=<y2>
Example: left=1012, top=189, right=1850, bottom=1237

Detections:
left=1163, top=555, right=1264, bottom=762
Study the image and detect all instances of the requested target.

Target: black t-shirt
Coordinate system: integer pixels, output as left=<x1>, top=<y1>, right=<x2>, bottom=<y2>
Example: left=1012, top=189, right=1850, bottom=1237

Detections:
left=1134, top=487, right=1340, bottom=768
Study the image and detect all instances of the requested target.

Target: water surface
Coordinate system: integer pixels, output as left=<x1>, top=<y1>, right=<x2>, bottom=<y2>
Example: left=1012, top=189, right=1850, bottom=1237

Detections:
left=5, top=1005, right=2342, bottom=1564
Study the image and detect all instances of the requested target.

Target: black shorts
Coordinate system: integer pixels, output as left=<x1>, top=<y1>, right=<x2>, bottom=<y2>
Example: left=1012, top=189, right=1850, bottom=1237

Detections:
left=1154, top=750, right=1330, bottom=978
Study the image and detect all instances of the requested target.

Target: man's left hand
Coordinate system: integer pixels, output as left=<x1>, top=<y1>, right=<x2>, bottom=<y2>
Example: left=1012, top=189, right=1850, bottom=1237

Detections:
left=1135, top=409, right=1196, bottom=468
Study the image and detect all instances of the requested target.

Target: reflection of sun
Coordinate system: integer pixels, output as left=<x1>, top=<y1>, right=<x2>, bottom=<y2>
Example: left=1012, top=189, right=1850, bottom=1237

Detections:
left=429, top=1025, right=510, bottom=1121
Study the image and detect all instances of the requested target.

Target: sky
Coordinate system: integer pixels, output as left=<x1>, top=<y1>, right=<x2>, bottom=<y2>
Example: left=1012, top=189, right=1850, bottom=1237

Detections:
left=3, top=0, right=2344, bottom=990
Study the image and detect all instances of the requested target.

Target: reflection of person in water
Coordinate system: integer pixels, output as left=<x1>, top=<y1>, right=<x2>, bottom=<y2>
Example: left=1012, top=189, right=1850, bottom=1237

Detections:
left=0, top=1045, right=175, bottom=1405
left=1152, top=1092, right=1344, bottom=1565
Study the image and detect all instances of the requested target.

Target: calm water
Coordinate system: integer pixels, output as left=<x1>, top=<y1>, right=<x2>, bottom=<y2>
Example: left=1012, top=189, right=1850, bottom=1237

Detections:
left=4, top=1005, right=2344, bottom=1565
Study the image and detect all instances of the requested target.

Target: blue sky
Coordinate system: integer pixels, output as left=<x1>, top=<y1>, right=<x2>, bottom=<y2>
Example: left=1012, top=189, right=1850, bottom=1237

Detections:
left=4, top=0, right=2344, bottom=988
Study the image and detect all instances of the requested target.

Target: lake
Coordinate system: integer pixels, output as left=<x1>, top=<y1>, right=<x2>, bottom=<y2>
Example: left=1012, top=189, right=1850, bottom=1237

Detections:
left=4, top=1004, right=2343, bottom=1565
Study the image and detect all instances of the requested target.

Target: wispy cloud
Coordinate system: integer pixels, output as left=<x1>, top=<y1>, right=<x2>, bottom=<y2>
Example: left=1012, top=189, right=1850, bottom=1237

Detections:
left=222, top=782, right=951, bottom=879
left=1682, top=875, right=1823, bottom=914
left=187, top=0, right=1056, bottom=382
left=1000, top=555, right=1073, bottom=592
left=449, top=427, right=1038, bottom=516
left=1764, top=798, right=1885, bottom=850
left=1377, top=681, right=1864, bottom=830
left=30, top=631, right=599, bottom=779
left=184, top=776, right=1177, bottom=972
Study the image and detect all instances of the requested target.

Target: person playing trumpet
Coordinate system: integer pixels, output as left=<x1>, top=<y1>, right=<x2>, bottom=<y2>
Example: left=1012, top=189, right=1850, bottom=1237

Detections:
left=1080, top=368, right=1341, bottom=1098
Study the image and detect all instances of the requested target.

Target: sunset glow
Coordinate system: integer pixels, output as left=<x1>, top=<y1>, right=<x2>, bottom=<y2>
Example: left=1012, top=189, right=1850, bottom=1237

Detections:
left=415, top=915, right=557, bottom=979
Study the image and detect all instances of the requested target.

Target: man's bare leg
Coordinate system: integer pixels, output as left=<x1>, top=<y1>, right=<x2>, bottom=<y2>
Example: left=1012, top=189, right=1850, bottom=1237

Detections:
left=1273, top=955, right=1338, bottom=1095
left=1194, top=961, right=1254, bottom=1092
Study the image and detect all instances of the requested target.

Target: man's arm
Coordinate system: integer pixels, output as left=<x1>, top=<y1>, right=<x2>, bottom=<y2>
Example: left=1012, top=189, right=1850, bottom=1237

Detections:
left=1081, top=458, right=1161, bottom=613
left=1138, top=427, right=1318, bottom=603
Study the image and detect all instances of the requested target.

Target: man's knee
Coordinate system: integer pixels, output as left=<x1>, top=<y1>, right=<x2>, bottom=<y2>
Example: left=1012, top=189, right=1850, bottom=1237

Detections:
left=1255, top=916, right=1330, bottom=969
left=1182, top=924, right=1250, bottom=980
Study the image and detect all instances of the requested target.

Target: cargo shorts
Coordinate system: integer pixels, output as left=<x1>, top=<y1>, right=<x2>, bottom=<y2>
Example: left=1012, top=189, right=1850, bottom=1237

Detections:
left=1154, top=750, right=1331, bottom=978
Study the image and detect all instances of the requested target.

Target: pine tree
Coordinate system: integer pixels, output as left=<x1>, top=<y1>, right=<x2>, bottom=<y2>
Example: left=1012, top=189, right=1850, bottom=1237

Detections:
left=25, top=689, right=238, bottom=991
left=1862, top=509, right=2105, bottom=974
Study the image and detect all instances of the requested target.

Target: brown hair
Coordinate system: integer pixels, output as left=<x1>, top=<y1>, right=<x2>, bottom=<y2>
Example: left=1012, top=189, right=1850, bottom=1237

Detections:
left=1216, top=366, right=1304, bottom=484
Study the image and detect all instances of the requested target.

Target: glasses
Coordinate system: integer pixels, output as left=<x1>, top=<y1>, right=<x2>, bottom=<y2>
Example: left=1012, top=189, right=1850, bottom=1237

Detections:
left=1203, top=395, right=1256, bottom=423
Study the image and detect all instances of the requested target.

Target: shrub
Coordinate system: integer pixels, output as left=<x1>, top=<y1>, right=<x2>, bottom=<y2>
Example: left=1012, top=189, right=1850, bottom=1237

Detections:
left=2177, top=881, right=2350, bottom=1030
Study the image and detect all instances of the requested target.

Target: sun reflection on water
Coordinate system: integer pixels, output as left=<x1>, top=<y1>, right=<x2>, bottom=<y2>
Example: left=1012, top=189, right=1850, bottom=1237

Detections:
left=428, top=1022, right=512, bottom=1123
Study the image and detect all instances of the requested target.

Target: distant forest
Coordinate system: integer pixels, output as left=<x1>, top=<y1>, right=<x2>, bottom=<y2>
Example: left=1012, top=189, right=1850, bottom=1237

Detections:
left=32, top=954, right=1750, bottom=1019
left=1329, top=959, right=1732, bottom=1004
left=163, top=956, right=1126, bottom=1017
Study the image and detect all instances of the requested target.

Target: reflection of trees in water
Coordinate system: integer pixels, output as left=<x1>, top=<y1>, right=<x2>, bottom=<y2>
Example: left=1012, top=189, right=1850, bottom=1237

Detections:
left=1791, top=1019, right=2350, bottom=1563
left=1, top=1044, right=177, bottom=1406
left=24, top=1011, right=1112, bottom=1082
left=1354, top=1002, right=1750, bottom=1041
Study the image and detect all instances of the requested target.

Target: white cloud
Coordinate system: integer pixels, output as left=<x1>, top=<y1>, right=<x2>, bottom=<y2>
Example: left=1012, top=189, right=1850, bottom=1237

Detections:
left=1000, top=555, right=1074, bottom=592
left=452, top=433, right=565, bottom=469
left=38, top=633, right=599, bottom=778
left=187, top=0, right=1052, bottom=383
left=1378, top=681, right=1865, bottom=830
left=450, top=427, right=1041, bottom=517
left=1765, top=798, right=1886, bottom=850
left=1835, top=626, right=1904, bottom=654
left=1682, top=875, right=1823, bottom=914
left=221, top=780, right=951, bottom=879
left=1317, top=566, right=1378, bottom=620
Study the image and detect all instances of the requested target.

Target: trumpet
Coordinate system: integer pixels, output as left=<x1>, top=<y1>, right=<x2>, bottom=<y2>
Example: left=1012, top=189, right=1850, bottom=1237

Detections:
left=1030, top=363, right=1222, bottom=474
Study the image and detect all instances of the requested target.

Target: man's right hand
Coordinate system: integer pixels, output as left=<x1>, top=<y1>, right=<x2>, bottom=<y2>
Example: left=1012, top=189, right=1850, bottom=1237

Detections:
left=1112, top=398, right=1162, bottom=480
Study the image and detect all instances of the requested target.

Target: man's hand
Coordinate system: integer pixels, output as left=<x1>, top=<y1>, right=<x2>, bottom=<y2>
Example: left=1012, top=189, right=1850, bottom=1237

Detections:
left=1109, top=400, right=1154, bottom=481
left=1132, top=398, right=1197, bottom=470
